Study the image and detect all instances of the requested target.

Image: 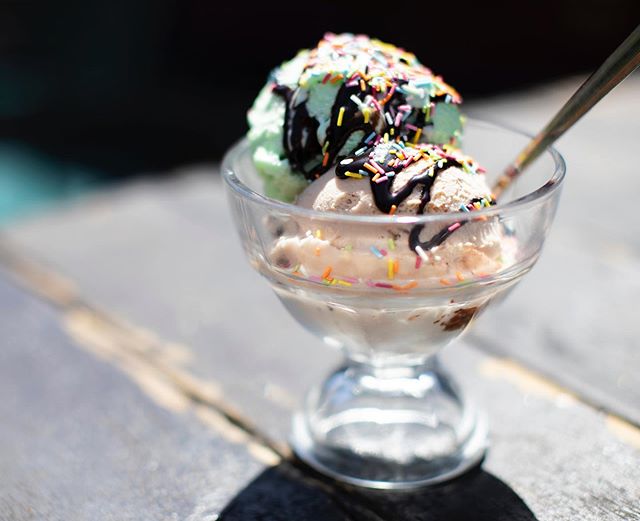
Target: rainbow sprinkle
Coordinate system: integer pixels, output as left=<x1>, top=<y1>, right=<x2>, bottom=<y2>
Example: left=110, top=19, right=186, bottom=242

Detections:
left=392, top=281, right=418, bottom=291
left=414, top=245, right=429, bottom=262
left=387, top=259, right=394, bottom=280
left=364, top=163, right=379, bottom=175
left=370, top=246, right=384, bottom=259
left=364, top=131, right=376, bottom=144
left=369, top=160, right=386, bottom=174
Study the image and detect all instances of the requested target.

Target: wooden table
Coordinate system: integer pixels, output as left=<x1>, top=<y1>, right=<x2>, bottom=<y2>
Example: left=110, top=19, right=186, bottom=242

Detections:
left=1, top=76, right=639, bottom=520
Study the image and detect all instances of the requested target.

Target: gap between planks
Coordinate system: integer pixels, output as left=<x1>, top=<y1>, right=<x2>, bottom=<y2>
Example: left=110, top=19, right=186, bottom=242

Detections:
left=0, top=240, right=287, bottom=465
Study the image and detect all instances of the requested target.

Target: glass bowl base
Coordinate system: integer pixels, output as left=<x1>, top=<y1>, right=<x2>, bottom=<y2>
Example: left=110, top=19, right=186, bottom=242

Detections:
left=290, top=362, right=488, bottom=489
left=292, top=414, right=487, bottom=489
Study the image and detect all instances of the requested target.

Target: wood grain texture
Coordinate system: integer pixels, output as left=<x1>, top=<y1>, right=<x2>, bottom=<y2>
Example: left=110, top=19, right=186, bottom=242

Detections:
left=0, top=269, right=268, bottom=521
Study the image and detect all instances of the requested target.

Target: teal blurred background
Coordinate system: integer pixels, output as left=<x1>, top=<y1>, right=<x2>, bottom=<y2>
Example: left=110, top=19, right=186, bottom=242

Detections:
left=0, top=143, right=108, bottom=221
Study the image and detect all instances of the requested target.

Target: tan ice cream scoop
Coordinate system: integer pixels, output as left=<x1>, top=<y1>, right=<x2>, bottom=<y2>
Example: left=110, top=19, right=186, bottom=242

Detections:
left=272, top=157, right=506, bottom=284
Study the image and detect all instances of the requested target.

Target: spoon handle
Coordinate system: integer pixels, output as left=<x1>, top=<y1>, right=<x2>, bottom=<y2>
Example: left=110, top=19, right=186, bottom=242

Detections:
left=493, top=24, right=640, bottom=198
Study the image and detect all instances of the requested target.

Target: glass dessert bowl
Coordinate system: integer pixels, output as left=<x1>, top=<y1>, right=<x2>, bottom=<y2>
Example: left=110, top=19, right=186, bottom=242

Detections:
left=223, top=120, right=565, bottom=489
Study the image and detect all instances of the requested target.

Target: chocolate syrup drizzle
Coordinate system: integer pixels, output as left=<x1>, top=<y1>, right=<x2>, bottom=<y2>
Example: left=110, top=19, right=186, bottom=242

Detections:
left=274, top=80, right=442, bottom=181
left=335, top=149, right=467, bottom=252
left=273, top=59, right=490, bottom=254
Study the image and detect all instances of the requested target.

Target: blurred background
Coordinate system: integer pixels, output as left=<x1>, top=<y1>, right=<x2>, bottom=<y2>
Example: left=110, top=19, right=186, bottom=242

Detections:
left=0, top=0, right=638, bottom=220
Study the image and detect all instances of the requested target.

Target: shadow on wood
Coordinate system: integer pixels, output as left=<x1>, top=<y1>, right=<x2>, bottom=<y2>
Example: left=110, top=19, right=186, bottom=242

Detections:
left=219, top=461, right=538, bottom=521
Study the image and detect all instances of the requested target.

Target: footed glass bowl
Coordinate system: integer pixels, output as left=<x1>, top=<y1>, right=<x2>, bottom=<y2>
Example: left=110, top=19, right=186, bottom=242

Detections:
left=222, top=120, right=565, bottom=489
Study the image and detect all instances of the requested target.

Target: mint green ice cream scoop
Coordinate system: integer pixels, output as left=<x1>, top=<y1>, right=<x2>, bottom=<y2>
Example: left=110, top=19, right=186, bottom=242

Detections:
left=247, top=33, right=464, bottom=202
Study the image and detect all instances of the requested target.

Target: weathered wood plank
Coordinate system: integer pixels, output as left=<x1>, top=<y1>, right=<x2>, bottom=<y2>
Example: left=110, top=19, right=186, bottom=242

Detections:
left=0, top=269, right=271, bottom=521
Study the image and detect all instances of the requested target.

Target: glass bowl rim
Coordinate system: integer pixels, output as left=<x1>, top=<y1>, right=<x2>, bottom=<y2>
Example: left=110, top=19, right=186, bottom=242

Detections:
left=222, top=118, right=566, bottom=225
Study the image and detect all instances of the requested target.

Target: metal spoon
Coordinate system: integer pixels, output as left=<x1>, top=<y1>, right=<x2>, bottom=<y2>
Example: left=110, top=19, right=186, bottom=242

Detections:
left=492, top=24, right=640, bottom=198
